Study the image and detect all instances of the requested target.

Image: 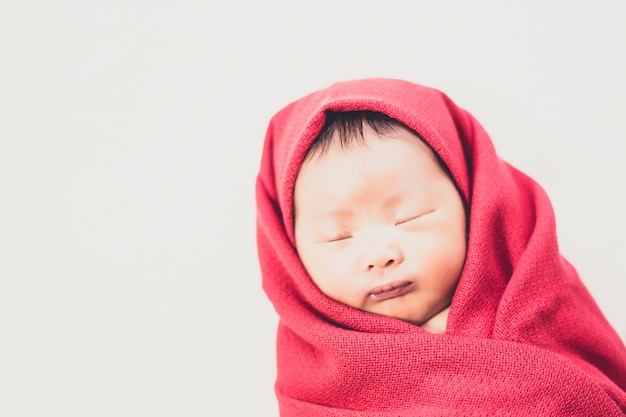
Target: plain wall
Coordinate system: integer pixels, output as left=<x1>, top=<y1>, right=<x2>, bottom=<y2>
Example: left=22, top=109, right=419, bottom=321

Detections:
left=1, top=1, right=624, bottom=416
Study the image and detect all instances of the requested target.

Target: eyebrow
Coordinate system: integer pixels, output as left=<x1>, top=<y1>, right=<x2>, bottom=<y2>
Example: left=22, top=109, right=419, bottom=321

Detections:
left=312, top=208, right=354, bottom=220
left=312, top=193, right=411, bottom=220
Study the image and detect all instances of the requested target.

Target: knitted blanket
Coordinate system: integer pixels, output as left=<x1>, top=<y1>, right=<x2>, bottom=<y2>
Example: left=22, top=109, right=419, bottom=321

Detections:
left=256, top=78, right=626, bottom=416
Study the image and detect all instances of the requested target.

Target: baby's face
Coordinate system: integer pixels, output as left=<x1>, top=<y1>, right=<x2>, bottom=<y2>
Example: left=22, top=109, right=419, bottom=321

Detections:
left=294, top=126, right=467, bottom=327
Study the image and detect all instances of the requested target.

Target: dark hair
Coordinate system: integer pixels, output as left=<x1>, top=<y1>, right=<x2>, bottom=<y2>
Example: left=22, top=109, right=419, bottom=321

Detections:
left=304, top=111, right=405, bottom=161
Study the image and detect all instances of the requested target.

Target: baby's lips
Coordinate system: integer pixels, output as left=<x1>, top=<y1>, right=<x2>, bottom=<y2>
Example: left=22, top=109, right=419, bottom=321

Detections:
left=369, top=280, right=413, bottom=297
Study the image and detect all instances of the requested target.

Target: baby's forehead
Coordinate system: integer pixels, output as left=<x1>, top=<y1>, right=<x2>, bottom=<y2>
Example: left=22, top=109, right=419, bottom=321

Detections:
left=296, top=126, right=452, bottom=207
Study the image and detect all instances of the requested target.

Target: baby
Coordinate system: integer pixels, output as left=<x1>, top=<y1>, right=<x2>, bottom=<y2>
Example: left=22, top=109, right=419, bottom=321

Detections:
left=293, top=111, right=466, bottom=333
left=256, top=78, right=626, bottom=415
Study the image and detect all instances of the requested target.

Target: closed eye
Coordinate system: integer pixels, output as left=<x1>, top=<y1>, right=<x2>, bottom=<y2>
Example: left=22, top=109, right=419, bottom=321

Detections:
left=326, top=234, right=352, bottom=243
left=395, top=209, right=435, bottom=225
left=395, top=215, right=420, bottom=226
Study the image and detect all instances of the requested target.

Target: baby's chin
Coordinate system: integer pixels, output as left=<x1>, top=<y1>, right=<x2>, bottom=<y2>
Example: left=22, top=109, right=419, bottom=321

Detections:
left=366, top=301, right=450, bottom=333
left=416, top=306, right=450, bottom=334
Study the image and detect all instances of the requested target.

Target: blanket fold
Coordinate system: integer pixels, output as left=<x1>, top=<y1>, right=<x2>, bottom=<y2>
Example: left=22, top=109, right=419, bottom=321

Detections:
left=256, top=78, right=626, bottom=416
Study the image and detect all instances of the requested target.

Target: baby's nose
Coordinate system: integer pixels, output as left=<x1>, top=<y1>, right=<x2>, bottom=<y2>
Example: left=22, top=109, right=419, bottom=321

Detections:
left=365, top=243, right=404, bottom=272
left=367, top=258, right=396, bottom=271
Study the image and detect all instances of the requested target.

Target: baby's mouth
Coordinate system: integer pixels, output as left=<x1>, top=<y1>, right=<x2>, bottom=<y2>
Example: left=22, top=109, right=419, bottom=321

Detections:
left=369, top=280, right=413, bottom=301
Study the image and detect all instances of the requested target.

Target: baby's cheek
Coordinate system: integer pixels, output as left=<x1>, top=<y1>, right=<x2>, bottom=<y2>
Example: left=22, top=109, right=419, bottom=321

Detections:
left=302, top=249, right=338, bottom=284
left=322, top=252, right=359, bottom=292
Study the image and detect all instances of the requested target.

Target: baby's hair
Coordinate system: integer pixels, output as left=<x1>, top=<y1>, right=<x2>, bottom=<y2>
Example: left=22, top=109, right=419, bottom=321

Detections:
left=304, top=111, right=404, bottom=162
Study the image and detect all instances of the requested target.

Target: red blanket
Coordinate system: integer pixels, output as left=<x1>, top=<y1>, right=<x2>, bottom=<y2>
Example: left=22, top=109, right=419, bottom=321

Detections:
left=256, top=78, right=626, bottom=416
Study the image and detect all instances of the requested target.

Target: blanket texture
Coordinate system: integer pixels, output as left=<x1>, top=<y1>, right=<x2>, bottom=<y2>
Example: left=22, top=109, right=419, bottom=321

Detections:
left=256, top=78, right=626, bottom=416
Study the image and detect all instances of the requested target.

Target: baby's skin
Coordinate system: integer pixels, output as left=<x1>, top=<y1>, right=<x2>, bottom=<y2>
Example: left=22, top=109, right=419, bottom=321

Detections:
left=294, top=125, right=466, bottom=333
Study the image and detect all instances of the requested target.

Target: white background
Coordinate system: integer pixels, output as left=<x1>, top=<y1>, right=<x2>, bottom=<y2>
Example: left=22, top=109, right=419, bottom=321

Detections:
left=1, top=1, right=624, bottom=416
